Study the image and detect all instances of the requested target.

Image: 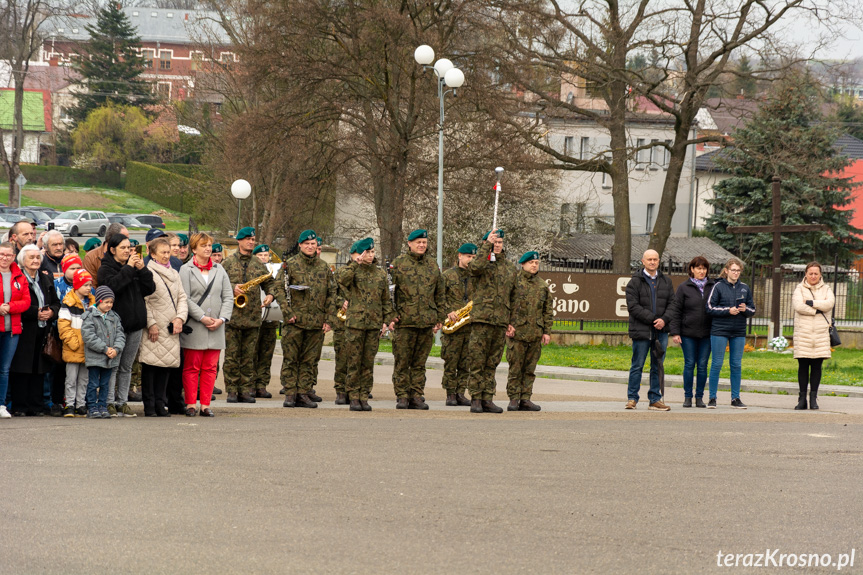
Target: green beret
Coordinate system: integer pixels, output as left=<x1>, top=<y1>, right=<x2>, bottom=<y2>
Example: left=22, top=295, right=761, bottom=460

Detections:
left=83, top=238, right=102, bottom=252
left=235, top=226, right=255, bottom=240
left=252, top=244, right=269, bottom=255
left=298, top=229, right=317, bottom=243
left=129, top=239, right=140, bottom=247
left=348, top=241, right=359, bottom=254
left=519, top=251, right=539, bottom=264
left=211, top=243, right=223, bottom=253
left=316, top=237, right=322, bottom=246
left=355, top=237, right=374, bottom=253
left=483, top=229, right=504, bottom=241
left=177, top=233, right=189, bottom=246
left=407, top=229, right=428, bottom=241
left=457, top=243, right=478, bottom=255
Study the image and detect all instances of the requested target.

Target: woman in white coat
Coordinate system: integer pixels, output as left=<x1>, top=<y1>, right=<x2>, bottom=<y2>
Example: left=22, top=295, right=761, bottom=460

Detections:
left=179, top=233, right=233, bottom=417
left=791, top=261, right=835, bottom=410
left=140, top=236, right=188, bottom=417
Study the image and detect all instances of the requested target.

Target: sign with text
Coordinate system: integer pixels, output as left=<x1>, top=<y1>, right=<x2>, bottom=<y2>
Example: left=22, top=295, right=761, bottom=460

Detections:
left=539, top=272, right=688, bottom=321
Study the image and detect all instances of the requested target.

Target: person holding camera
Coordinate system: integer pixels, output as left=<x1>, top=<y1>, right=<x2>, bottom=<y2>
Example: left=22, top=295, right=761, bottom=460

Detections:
left=139, top=237, right=188, bottom=417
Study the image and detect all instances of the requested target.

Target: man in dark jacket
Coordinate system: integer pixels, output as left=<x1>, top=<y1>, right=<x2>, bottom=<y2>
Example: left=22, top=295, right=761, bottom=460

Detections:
left=625, top=249, right=674, bottom=411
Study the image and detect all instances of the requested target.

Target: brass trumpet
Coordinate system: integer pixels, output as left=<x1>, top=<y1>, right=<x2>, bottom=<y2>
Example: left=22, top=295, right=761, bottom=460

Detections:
left=442, top=301, right=472, bottom=334
left=234, top=273, right=273, bottom=308
left=337, top=306, right=347, bottom=321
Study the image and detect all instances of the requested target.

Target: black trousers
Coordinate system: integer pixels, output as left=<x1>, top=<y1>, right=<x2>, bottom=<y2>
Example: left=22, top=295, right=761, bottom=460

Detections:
left=141, top=363, right=172, bottom=415
left=797, top=357, right=825, bottom=391
left=166, top=356, right=184, bottom=413
left=10, top=371, right=47, bottom=415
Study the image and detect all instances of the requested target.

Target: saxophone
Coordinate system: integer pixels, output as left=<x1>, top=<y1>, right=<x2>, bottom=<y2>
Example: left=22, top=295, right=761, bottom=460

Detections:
left=234, top=273, right=273, bottom=308
left=442, top=301, right=473, bottom=334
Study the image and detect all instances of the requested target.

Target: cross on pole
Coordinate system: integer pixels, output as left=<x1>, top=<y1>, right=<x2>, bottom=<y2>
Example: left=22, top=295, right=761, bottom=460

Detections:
left=727, top=176, right=828, bottom=338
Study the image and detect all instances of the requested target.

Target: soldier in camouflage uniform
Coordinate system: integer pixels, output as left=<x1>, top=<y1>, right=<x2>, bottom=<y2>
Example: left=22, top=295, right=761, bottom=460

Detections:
left=249, top=244, right=278, bottom=398
left=389, top=229, right=446, bottom=410
left=506, top=251, right=553, bottom=411
left=307, top=236, right=326, bottom=402
left=277, top=230, right=336, bottom=409
left=465, top=229, right=516, bottom=414
left=332, top=242, right=360, bottom=404
left=222, top=227, right=286, bottom=403
left=338, top=237, right=394, bottom=411
left=441, top=243, right=477, bottom=406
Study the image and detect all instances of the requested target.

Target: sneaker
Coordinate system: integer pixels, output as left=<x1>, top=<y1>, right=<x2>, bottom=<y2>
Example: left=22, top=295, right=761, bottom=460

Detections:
left=649, top=400, right=671, bottom=411
left=50, top=404, right=63, bottom=417
left=707, top=398, right=716, bottom=409
left=99, top=408, right=111, bottom=419
left=0, top=405, right=10, bottom=419
left=683, top=397, right=692, bottom=408
left=107, top=404, right=118, bottom=418
left=63, top=406, right=75, bottom=417
left=119, top=403, right=137, bottom=418
left=695, top=398, right=706, bottom=408
left=731, top=398, right=748, bottom=409
left=625, top=400, right=637, bottom=410
left=75, top=406, right=87, bottom=417
left=87, top=409, right=100, bottom=419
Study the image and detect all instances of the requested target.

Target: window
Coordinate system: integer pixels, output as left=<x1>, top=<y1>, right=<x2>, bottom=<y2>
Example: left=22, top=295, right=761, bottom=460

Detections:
left=563, top=136, right=574, bottom=156
left=190, top=51, right=203, bottom=71
left=663, top=139, right=672, bottom=168
left=579, top=137, right=590, bottom=160
left=142, top=49, right=155, bottom=69
left=646, top=204, right=655, bottom=233
left=635, top=138, right=649, bottom=167
left=601, top=172, right=611, bottom=189
left=156, top=82, right=171, bottom=100
left=648, top=139, right=659, bottom=168
left=220, top=52, right=234, bottom=63
left=159, top=50, right=172, bottom=70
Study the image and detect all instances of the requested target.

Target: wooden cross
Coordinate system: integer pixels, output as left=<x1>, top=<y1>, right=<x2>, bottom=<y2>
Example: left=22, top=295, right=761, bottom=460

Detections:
left=727, top=176, right=828, bottom=338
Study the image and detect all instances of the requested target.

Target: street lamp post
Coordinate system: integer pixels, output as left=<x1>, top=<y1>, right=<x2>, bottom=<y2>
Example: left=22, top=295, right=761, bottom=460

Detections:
left=231, top=179, right=251, bottom=234
left=414, top=45, right=464, bottom=272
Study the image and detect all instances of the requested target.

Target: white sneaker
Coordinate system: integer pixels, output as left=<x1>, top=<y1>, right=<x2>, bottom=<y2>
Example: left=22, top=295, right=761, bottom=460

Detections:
left=0, top=405, right=11, bottom=418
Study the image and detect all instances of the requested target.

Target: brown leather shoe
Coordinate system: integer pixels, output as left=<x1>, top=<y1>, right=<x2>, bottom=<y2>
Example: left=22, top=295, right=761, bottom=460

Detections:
left=255, top=388, right=272, bottom=399
left=226, top=392, right=238, bottom=403
left=456, top=393, right=471, bottom=406
left=408, top=397, right=429, bottom=410
left=507, top=399, right=520, bottom=411
left=238, top=392, right=256, bottom=404
left=470, top=398, right=483, bottom=413
left=481, top=400, right=503, bottom=414
left=295, top=394, right=318, bottom=408
left=445, top=394, right=458, bottom=406
left=360, top=400, right=372, bottom=411
left=349, top=399, right=363, bottom=411
left=396, top=398, right=409, bottom=409
left=308, top=389, right=323, bottom=402
left=625, top=400, right=637, bottom=410
left=648, top=400, right=671, bottom=411
left=283, top=394, right=296, bottom=408
left=334, top=392, right=348, bottom=405
left=520, top=400, right=541, bottom=412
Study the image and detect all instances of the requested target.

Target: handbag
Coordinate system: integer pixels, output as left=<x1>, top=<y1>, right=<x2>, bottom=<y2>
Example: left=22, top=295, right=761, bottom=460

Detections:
left=157, top=273, right=193, bottom=334
left=807, top=287, right=840, bottom=347
left=42, top=329, right=63, bottom=363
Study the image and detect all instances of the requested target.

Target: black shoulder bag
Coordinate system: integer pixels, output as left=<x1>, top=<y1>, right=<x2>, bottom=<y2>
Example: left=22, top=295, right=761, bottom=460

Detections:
left=808, top=287, right=840, bottom=347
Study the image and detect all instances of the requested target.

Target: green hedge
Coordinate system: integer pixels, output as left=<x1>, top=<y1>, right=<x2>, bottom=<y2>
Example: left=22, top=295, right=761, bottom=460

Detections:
left=125, top=161, right=205, bottom=215
left=0, top=165, right=122, bottom=188
left=147, top=163, right=208, bottom=180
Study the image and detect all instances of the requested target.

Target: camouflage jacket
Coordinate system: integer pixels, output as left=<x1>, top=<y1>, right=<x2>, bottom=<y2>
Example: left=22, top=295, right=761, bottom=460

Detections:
left=442, top=266, right=472, bottom=314
left=222, top=251, right=285, bottom=330
left=466, top=240, right=516, bottom=327
left=275, top=252, right=336, bottom=330
left=337, top=260, right=395, bottom=330
left=510, top=269, right=553, bottom=341
left=390, top=251, right=445, bottom=328
left=332, top=265, right=349, bottom=331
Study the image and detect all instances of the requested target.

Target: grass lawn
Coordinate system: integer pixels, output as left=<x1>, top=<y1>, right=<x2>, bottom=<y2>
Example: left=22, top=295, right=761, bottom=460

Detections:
left=373, top=339, right=863, bottom=387
left=552, top=321, right=796, bottom=337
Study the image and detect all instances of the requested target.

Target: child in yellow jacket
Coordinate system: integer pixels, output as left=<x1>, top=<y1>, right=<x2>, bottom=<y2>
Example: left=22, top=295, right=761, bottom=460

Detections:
left=58, top=269, right=95, bottom=417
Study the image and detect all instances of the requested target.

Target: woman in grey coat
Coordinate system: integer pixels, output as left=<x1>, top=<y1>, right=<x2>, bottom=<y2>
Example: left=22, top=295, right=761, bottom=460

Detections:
left=179, top=233, right=233, bottom=417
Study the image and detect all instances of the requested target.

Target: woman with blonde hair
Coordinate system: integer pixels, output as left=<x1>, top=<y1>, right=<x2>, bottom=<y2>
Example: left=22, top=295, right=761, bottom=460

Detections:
left=791, top=262, right=835, bottom=410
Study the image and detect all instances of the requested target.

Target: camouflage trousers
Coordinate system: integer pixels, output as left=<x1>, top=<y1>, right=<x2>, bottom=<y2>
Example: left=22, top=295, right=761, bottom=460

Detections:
left=130, top=359, right=141, bottom=388
left=441, top=326, right=471, bottom=395
left=252, top=322, right=279, bottom=391
left=506, top=337, right=542, bottom=400
left=466, top=322, right=507, bottom=400
left=392, top=326, right=435, bottom=399
left=333, top=326, right=348, bottom=394
left=280, top=324, right=325, bottom=395
left=223, top=326, right=260, bottom=394
left=344, top=328, right=379, bottom=401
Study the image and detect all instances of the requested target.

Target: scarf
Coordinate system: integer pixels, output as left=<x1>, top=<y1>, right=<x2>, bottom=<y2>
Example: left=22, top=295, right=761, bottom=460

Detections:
left=692, top=277, right=707, bottom=294
left=193, top=257, right=213, bottom=272
left=28, top=271, right=47, bottom=328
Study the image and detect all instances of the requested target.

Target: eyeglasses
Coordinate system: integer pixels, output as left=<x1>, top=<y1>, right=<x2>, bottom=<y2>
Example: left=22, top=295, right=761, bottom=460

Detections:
left=0, top=253, right=14, bottom=259
left=728, top=268, right=742, bottom=273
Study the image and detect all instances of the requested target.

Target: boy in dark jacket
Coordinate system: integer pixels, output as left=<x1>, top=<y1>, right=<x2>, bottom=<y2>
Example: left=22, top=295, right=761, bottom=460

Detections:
left=81, top=286, right=126, bottom=419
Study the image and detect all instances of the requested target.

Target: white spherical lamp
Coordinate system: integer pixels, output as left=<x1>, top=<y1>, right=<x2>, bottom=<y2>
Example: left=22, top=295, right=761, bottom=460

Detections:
left=414, top=45, right=435, bottom=66
left=444, top=67, right=464, bottom=88
left=231, top=179, right=251, bottom=200
left=433, top=58, right=453, bottom=78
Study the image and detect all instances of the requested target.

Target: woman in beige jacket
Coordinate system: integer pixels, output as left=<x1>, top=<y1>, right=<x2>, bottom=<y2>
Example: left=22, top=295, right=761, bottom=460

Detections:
left=791, top=261, right=835, bottom=410
left=140, top=237, right=188, bottom=417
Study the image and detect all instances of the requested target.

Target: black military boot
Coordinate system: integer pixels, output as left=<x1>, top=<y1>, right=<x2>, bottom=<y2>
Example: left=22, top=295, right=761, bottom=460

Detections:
left=349, top=399, right=363, bottom=411
left=368, top=393, right=374, bottom=399
left=481, top=400, right=503, bottom=414
left=396, top=398, right=409, bottom=409
left=445, top=394, right=458, bottom=406
left=308, top=389, right=323, bottom=402
left=507, top=399, right=520, bottom=411
left=226, top=392, right=238, bottom=403
left=212, top=387, right=223, bottom=395
left=360, top=400, right=372, bottom=411
left=408, top=397, right=429, bottom=410
left=295, top=394, right=318, bottom=408
left=335, top=392, right=348, bottom=405
left=456, top=393, right=471, bottom=406
left=283, top=394, right=296, bottom=408
left=809, top=383, right=820, bottom=410
left=255, top=388, right=272, bottom=399
left=520, top=400, right=541, bottom=412
left=470, top=398, right=483, bottom=413
left=279, top=388, right=286, bottom=395
left=238, top=392, right=256, bottom=404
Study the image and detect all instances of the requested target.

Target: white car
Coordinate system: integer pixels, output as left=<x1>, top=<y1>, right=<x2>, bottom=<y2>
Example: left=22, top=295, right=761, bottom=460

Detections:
left=49, top=210, right=111, bottom=237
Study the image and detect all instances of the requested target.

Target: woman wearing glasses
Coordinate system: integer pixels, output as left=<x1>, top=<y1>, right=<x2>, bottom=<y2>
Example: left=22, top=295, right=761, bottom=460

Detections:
left=706, top=257, right=756, bottom=409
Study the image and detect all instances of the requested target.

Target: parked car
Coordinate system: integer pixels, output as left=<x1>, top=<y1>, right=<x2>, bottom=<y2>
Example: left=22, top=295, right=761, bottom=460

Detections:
left=48, top=210, right=111, bottom=237
left=107, top=214, right=150, bottom=231
left=20, top=206, right=60, bottom=219
left=2, top=208, right=54, bottom=226
left=130, top=214, right=166, bottom=229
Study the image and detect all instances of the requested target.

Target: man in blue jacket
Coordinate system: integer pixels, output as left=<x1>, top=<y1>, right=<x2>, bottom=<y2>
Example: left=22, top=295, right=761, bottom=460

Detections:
left=625, top=249, right=674, bottom=411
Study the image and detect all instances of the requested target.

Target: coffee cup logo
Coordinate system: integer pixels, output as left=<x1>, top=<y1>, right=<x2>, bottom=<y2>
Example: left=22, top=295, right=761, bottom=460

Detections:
left=562, top=275, right=579, bottom=295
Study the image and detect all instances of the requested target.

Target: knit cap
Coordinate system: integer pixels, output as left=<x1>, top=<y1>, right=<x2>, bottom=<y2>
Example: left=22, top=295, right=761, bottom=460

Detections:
left=94, top=285, right=115, bottom=303
left=62, top=254, right=83, bottom=274
left=72, top=269, right=93, bottom=291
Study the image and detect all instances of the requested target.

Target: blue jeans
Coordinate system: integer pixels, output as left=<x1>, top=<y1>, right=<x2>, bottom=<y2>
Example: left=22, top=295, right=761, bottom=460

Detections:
left=86, top=366, right=113, bottom=410
left=627, top=333, right=668, bottom=404
left=709, top=335, right=745, bottom=400
left=0, top=332, right=20, bottom=407
left=680, top=336, right=711, bottom=398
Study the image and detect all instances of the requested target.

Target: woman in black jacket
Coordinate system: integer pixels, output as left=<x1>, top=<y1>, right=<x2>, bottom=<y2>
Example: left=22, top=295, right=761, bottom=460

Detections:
left=9, top=245, right=61, bottom=415
left=669, top=256, right=714, bottom=408
left=98, top=234, right=156, bottom=416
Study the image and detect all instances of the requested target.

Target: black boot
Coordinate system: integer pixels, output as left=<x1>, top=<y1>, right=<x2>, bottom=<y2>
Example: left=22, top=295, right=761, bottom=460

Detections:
left=255, top=388, right=272, bottom=399
left=238, top=392, right=256, bottom=404
left=360, top=400, right=372, bottom=411
left=283, top=394, right=296, bottom=408
left=507, top=399, right=520, bottom=411
left=456, top=393, right=471, bottom=406
left=520, top=400, right=541, bottom=412
left=796, top=381, right=808, bottom=410
left=481, top=400, right=503, bottom=414
left=396, top=398, right=409, bottom=409
left=308, top=389, right=323, bottom=402
left=349, top=399, right=363, bottom=411
left=226, top=392, right=238, bottom=403
left=334, top=392, right=348, bottom=405
left=445, top=394, right=458, bottom=406
left=809, top=383, right=819, bottom=410
left=295, top=394, right=318, bottom=408
left=408, top=397, right=429, bottom=410
left=470, top=398, right=483, bottom=413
